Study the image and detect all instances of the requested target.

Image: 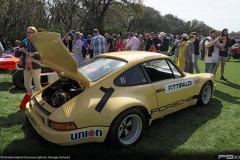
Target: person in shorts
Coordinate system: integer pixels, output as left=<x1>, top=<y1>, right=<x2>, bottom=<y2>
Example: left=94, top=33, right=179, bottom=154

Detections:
left=213, top=28, right=231, bottom=80
left=204, top=30, right=226, bottom=75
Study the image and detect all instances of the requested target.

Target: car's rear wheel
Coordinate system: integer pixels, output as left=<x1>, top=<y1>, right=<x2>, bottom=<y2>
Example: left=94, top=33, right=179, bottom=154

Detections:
left=197, top=82, right=212, bottom=105
left=107, top=108, right=146, bottom=149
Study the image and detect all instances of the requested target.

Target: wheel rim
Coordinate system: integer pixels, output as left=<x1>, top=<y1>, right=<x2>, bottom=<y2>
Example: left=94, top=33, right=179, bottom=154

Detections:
left=202, top=85, right=211, bottom=104
left=118, top=114, right=142, bottom=145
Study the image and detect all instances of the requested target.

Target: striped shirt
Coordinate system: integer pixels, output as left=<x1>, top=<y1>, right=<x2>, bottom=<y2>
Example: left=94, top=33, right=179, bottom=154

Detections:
left=90, top=34, right=107, bottom=56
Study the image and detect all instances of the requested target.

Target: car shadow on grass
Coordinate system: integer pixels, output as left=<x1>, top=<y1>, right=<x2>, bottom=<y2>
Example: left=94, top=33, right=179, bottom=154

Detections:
left=0, top=110, right=26, bottom=128
left=215, top=80, right=240, bottom=90
left=214, top=89, right=240, bottom=105
left=0, top=69, right=8, bottom=74
left=9, top=87, right=26, bottom=94
left=3, top=98, right=223, bottom=160
left=0, top=82, right=13, bottom=91
left=0, top=81, right=25, bottom=94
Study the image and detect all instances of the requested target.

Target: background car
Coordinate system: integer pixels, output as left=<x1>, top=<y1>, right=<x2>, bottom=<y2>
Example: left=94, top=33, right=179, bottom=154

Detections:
left=25, top=32, right=215, bottom=149
left=0, top=46, right=19, bottom=58
left=0, top=46, right=58, bottom=89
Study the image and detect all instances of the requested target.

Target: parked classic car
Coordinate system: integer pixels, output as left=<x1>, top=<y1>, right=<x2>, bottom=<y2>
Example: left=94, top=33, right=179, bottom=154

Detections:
left=26, top=32, right=215, bottom=148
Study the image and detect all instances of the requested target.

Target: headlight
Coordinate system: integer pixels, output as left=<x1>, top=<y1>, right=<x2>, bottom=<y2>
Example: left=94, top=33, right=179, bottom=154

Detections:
left=48, top=120, right=77, bottom=131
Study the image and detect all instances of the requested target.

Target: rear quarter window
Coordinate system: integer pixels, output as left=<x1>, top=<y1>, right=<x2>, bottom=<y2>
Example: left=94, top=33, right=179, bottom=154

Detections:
left=114, top=65, right=147, bottom=86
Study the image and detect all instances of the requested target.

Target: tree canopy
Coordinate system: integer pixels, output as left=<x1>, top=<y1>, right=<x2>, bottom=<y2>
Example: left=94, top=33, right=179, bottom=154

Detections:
left=0, top=0, right=239, bottom=43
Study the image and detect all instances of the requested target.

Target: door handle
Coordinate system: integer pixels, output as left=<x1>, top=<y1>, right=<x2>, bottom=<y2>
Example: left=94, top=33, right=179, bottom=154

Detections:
left=156, top=88, right=165, bottom=93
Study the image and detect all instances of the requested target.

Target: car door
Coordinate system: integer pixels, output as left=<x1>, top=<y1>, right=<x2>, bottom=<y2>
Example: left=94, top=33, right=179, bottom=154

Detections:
left=114, top=65, right=159, bottom=113
left=141, top=59, right=195, bottom=119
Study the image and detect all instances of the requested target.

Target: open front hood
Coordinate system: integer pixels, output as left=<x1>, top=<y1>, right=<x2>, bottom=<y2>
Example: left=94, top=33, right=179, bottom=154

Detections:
left=31, top=32, right=91, bottom=85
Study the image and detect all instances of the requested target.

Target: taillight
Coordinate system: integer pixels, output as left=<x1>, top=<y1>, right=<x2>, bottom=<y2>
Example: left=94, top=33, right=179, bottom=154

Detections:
left=48, top=120, right=77, bottom=131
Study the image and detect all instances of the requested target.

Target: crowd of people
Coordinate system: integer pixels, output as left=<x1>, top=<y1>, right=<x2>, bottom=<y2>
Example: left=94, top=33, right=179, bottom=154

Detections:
left=1, top=27, right=239, bottom=96
left=62, top=29, right=172, bottom=65
left=62, top=28, right=238, bottom=82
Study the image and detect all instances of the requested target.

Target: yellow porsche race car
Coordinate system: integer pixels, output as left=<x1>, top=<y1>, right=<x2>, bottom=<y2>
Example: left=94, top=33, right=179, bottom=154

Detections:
left=25, top=32, right=215, bottom=149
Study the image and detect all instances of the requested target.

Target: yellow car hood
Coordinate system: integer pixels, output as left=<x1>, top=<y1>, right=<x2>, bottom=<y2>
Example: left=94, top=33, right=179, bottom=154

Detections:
left=31, top=32, right=91, bottom=85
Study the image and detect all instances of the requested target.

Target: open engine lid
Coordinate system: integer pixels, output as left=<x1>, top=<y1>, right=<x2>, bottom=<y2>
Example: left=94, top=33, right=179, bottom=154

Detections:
left=31, top=32, right=91, bottom=84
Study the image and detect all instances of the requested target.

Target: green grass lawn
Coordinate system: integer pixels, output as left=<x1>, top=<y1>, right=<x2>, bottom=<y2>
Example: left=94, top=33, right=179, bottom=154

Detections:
left=0, top=58, right=240, bottom=160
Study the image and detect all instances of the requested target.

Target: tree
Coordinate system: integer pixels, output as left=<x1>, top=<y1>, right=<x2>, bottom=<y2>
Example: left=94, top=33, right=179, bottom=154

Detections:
left=80, top=0, right=143, bottom=34
left=0, top=0, right=238, bottom=44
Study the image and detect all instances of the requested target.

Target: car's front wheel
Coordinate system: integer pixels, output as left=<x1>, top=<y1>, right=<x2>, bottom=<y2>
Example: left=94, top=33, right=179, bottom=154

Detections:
left=107, top=108, right=146, bottom=149
left=197, top=82, right=212, bottom=105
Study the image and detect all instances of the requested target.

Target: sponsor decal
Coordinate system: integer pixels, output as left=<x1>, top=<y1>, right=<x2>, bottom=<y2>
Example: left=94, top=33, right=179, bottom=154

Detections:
left=88, top=129, right=96, bottom=137
left=165, top=79, right=194, bottom=93
left=159, top=96, right=193, bottom=112
left=120, top=77, right=126, bottom=84
left=151, top=96, right=195, bottom=114
left=0, top=62, right=15, bottom=66
left=70, top=129, right=103, bottom=141
left=144, top=55, right=162, bottom=59
left=196, top=79, right=201, bottom=84
left=95, top=87, right=115, bottom=113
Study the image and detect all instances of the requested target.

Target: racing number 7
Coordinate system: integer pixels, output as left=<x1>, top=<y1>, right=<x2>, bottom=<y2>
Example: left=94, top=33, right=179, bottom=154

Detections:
left=95, top=86, right=115, bottom=113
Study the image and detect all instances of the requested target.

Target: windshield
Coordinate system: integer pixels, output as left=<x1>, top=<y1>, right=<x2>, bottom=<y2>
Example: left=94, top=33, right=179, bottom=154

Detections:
left=78, top=58, right=127, bottom=82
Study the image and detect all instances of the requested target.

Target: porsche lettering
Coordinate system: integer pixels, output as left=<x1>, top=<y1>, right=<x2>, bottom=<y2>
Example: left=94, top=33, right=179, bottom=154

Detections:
left=165, top=79, right=194, bottom=93
left=159, top=96, right=193, bottom=112
left=70, top=129, right=103, bottom=141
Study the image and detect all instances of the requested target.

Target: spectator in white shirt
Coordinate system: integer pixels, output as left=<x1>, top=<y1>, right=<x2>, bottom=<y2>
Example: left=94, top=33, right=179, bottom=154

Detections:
left=126, top=32, right=140, bottom=51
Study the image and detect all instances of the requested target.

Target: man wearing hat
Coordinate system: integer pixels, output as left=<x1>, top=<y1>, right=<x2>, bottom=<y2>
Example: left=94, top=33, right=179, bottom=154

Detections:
left=158, top=32, right=169, bottom=55
left=126, top=32, right=140, bottom=51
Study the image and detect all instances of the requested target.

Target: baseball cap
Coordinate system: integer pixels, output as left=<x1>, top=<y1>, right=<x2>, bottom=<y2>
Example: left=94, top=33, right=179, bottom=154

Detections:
left=127, top=32, right=134, bottom=36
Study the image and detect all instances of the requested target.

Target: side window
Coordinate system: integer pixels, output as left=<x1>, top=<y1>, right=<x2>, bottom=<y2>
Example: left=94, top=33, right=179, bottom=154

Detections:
left=166, top=60, right=183, bottom=78
left=142, top=59, right=182, bottom=82
left=114, top=65, right=147, bottom=86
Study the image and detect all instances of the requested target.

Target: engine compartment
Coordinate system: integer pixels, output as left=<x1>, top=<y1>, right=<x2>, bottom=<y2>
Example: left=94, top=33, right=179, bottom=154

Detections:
left=42, top=76, right=83, bottom=108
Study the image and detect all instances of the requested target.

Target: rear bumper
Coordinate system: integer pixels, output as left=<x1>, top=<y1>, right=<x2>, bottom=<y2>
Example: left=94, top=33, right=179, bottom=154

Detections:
left=25, top=102, right=109, bottom=146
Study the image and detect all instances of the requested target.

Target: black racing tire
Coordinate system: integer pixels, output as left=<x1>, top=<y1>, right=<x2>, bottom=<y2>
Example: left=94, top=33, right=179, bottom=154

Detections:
left=197, top=82, right=213, bottom=106
left=12, top=70, right=25, bottom=90
left=107, top=108, right=146, bottom=149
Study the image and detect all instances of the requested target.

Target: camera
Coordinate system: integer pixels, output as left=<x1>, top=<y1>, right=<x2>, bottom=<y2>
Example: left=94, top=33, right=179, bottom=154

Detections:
left=219, top=37, right=225, bottom=41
